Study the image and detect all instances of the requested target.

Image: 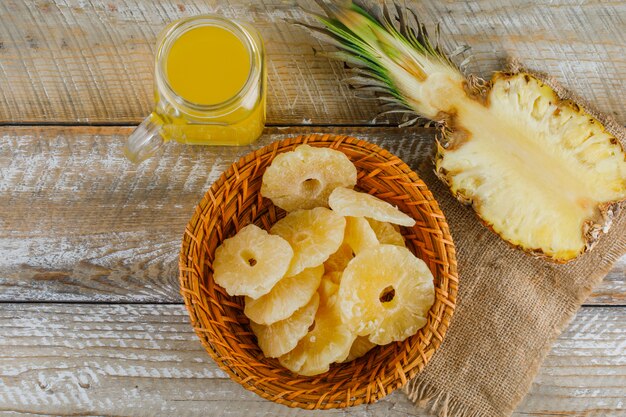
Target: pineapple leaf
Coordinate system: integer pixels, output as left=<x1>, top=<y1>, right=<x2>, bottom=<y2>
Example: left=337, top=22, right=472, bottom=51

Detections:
left=303, top=0, right=467, bottom=120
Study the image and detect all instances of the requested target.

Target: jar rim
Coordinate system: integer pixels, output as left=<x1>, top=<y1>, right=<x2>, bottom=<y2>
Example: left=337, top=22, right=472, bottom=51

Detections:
left=155, top=15, right=262, bottom=116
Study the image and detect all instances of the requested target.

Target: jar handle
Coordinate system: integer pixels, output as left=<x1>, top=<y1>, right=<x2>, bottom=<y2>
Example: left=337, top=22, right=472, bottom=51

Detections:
left=124, top=112, right=167, bottom=163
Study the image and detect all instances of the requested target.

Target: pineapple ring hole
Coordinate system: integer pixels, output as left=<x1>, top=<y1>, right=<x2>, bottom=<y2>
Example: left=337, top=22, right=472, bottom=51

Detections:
left=240, top=250, right=258, bottom=267
left=379, top=286, right=396, bottom=303
left=300, top=178, right=322, bottom=197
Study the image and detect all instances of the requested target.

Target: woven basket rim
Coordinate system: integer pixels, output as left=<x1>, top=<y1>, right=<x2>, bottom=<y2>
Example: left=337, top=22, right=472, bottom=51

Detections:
left=179, top=134, right=458, bottom=409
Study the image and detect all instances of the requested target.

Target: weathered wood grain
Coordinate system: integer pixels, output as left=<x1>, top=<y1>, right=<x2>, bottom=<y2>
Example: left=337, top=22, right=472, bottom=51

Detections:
left=0, top=0, right=623, bottom=125
left=599, top=257, right=626, bottom=305
left=0, top=304, right=622, bottom=416
left=1, top=125, right=624, bottom=304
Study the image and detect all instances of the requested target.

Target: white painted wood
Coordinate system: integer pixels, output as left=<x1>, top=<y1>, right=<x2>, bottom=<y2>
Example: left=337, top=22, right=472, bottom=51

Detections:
left=0, top=125, right=623, bottom=304
left=0, top=126, right=426, bottom=302
left=0, top=304, right=622, bottom=416
left=0, top=0, right=622, bottom=124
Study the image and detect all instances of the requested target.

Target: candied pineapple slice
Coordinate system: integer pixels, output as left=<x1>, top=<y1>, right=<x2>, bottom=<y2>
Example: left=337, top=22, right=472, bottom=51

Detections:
left=324, top=271, right=342, bottom=285
left=250, top=293, right=319, bottom=358
left=367, top=219, right=405, bottom=247
left=329, top=187, right=416, bottom=227
left=261, top=144, right=357, bottom=211
left=212, top=224, right=293, bottom=299
left=324, top=243, right=353, bottom=274
left=318, top=273, right=340, bottom=304
left=244, top=265, right=323, bottom=325
left=344, top=216, right=379, bottom=254
left=278, top=291, right=355, bottom=376
left=342, top=336, right=377, bottom=362
left=270, top=207, right=346, bottom=277
left=339, top=245, right=434, bottom=345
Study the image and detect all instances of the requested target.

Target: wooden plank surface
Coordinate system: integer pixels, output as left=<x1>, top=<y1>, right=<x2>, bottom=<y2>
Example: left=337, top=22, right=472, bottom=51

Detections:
left=1, top=125, right=624, bottom=305
left=1, top=1, right=624, bottom=415
left=0, top=0, right=623, bottom=125
left=0, top=304, right=622, bottom=417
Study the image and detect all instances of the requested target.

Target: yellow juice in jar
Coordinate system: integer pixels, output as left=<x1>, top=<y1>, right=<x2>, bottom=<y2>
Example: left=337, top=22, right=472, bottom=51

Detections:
left=125, top=15, right=266, bottom=163
left=167, top=26, right=250, bottom=105
left=158, top=20, right=265, bottom=146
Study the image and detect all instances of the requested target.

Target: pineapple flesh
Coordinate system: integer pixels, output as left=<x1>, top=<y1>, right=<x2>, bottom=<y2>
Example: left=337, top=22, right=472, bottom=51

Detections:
left=436, top=73, right=626, bottom=260
left=324, top=243, right=354, bottom=273
left=309, top=1, right=626, bottom=262
left=212, top=224, right=294, bottom=298
left=344, top=216, right=379, bottom=254
left=270, top=207, right=346, bottom=276
left=278, top=289, right=355, bottom=376
left=250, top=293, right=320, bottom=358
left=244, top=265, right=324, bottom=325
left=329, top=187, right=416, bottom=227
left=367, top=218, right=405, bottom=247
left=261, top=144, right=357, bottom=211
left=342, top=336, right=377, bottom=362
left=338, top=244, right=434, bottom=345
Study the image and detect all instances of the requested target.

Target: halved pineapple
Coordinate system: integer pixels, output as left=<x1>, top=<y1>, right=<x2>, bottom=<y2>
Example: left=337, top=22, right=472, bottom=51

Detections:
left=261, top=144, right=357, bottom=211
left=270, top=207, right=346, bottom=276
left=212, top=224, right=293, bottom=299
left=338, top=245, right=434, bottom=345
left=329, top=187, right=416, bottom=227
left=435, top=72, right=626, bottom=261
left=244, top=265, right=324, bottom=325
left=308, top=1, right=626, bottom=262
left=278, top=290, right=355, bottom=376
left=250, top=293, right=319, bottom=358
left=344, top=216, right=379, bottom=254
left=367, top=219, right=405, bottom=247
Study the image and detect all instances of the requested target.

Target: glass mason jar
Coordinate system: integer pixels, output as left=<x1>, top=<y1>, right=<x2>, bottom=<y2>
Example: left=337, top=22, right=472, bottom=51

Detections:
left=125, top=15, right=266, bottom=163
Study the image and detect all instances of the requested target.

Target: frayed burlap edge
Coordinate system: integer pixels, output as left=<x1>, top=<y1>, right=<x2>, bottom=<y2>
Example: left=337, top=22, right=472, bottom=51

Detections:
left=403, top=59, right=626, bottom=417
left=404, top=233, right=626, bottom=417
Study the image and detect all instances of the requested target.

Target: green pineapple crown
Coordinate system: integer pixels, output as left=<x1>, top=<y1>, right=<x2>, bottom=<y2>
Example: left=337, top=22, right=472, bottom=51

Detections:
left=297, top=1, right=470, bottom=124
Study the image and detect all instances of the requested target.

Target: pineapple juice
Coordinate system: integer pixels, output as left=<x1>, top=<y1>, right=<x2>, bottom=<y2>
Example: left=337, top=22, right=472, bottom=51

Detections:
left=160, top=24, right=265, bottom=145
left=125, top=15, right=266, bottom=163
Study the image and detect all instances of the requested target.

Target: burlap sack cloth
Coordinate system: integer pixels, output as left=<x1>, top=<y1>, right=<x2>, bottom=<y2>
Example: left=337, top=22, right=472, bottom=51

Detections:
left=402, top=68, right=626, bottom=417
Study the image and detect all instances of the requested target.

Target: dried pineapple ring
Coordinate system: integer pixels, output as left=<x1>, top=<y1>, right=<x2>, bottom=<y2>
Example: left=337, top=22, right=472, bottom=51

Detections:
left=244, top=265, right=323, bottom=325
left=261, top=145, right=357, bottom=211
left=329, top=187, right=416, bottom=227
left=278, top=292, right=355, bottom=376
left=250, top=293, right=319, bottom=358
left=338, top=244, right=434, bottom=345
left=324, top=271, right=342, bottom=285
left=270, top=207, right=346, bottom=277
left=367, top=218, right=405, bottom=247
left=323, top=243, right=353, bottom=274
left=344, top=216, right=379, bottom=254
left=342, top=336, right=377, bottom=362
left=318, top=273, right=340, bottom=305
left=213, top=224, right=293, bottom=299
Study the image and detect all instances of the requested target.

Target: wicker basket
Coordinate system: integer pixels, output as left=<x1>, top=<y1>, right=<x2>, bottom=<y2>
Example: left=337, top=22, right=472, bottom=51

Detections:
left=179, top=134, right=458, bottom=409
